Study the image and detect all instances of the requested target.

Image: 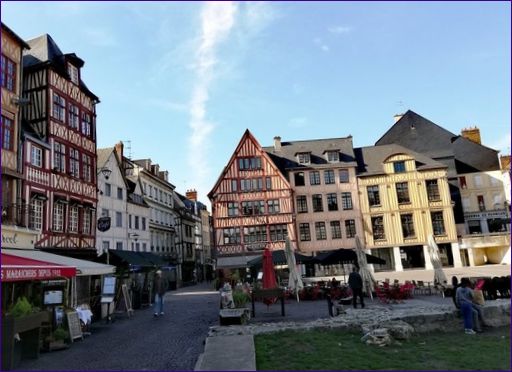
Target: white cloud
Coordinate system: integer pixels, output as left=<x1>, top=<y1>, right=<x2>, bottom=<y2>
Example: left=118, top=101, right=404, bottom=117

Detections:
left=328, top=25, right=352, bottom=35
left=146, top=98, right=188, bottom=113
left=289, top=117, right=308, bottom=128
left=186, top=2, right=238, bottom=200
left=314, top=38, right=329, bottom=52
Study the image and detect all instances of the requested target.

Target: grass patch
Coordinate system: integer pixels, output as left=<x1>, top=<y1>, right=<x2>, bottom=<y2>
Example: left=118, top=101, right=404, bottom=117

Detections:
left=255, top=327, right=510, bottom=370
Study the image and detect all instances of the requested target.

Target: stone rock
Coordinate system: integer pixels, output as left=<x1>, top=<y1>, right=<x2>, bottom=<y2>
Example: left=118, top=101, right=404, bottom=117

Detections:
left=380, top=320, right=415, bottom=340
left=362, top=328, right=393, bottom=347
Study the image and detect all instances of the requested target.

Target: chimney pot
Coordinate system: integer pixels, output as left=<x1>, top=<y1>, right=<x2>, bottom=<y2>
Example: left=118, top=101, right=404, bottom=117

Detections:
left=461, top=126, right=481, bottom=145
left=273, top=136, right=282, bottom=151
left=115, top=141, right=124, bottom=160
left=393, top=113, right=404, bottom=123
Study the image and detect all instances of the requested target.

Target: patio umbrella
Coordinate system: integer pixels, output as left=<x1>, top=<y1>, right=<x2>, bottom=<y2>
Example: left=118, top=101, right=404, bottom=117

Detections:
left=262, top=248, right=278, bottom=306
left=284, top=238, right=304, bottom=302
left=355, top=235, right=375, bottom=300
left=427, top=234, right=448, bottom=285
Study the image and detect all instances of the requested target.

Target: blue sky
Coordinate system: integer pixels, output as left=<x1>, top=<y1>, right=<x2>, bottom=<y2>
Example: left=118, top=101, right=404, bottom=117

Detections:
left=2, top=1, right=510, bottom=207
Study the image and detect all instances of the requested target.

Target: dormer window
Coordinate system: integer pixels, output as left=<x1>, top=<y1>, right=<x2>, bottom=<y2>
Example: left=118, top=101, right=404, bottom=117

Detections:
left=326, top=151, right=339, bottom=162
left=393, top=161, right=406, bottom=173
left=68, top=63, right=79, bottom=85
left=297, top=152, right=311, bottom=165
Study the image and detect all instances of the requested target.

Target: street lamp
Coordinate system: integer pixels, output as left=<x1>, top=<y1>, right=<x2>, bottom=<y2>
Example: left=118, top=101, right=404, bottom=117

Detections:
left=99, top=167, right=112, bottom=180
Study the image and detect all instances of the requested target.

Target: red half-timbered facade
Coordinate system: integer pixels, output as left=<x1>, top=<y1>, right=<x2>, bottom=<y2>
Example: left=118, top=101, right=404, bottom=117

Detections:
left=21, top=34, right=99, bottom=253
left=208, top=130, right=296, bottom=266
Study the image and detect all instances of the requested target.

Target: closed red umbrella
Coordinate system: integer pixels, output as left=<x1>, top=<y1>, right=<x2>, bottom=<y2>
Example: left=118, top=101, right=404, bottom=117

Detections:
left=262, top=248, right=277, bottom=306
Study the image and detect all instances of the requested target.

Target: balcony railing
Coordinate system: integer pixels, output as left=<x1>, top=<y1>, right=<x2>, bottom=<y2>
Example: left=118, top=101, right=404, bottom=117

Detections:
left=460, top=233, right=511, bottom=249
left=1, top=203, right=30, bottom=227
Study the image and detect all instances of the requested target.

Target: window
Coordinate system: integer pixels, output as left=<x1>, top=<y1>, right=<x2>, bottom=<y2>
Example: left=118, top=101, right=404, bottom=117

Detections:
left=29, top=198, right=43, bottom=230
left=339, top=169, right=349, bottom=183
left=299, top=223, right=311, bottom=241
left=238, top=157, right=262, bottom=170
left=242, top=201, right=264, bottom=215
left=101, top=208, right=109, bottom=217
left=294, top=172, right=305, bottom=186
left=228, top=202, right=239, bottom=216
left=240, top=178, right=263, bottom=192
left=116, top=242, right=123, bottom=251
left=129, top=214, right=133, bottom=228
left=68, top=104, right=79, bottom=130
left=297, top=153, right=310, bottom=164
left=116, top=211, right=122, bottom=227
left=341, top=192, right=353, bottom=210
left=367, top=185, right=380, bottom=206
left=68, top=63, right=79, bottom=84
left=82, top=210, right=91, bottom=235
left=268, top=200, right=280, bottom=214
left=324, top=170, right=335, bottom=184
left=69, top=206, right=79, bottom=233
left=270, top=224, right=287, bottom=241
left=243, top=226, right=267, bottom=243
left=345, top=219, right=356, bottom=238
left=431, top=212, right=446, bottom=235
left=117, top=187, right=123, bottom=200
left=296, top=196, right=308, bottom=213
left=148, top=185, right=153, bottom=198
left=315, top=222, right=327, bottom=240
left=400, top=214, right=415, bottom=238
left=135, top=216, right=140, bottom=229
left=371, top=216, right=385, bottom=240
left=266, top=177, right=272, bottom=190
left=490, top=176, right=500, bottom=187
left=426, top=180, right=440, bottom=201
left=30, top=146, right=42, bottom=167
left=105, top=183, right=111, bottom=197
left=142, top=217, right=146, bottom=230
left=53, top=202, right=64, bottom=232
left=52, top=93, right=66, bottom=122
left=330, top=221, right=342, bottom=239
left=467, top=220, right=481, bottom=234
left=487, top=218, right=507, bottom=233
left=223, top=227, right=241, bottom=244
left=1, top=116, right=14, bottom=151
left=53, top=142, right=66, bottom=172
left=459, top=176, right=467, bottom=189
left=462, top=197, right=470, bottom=210
left=326, top=151, right=339, bottom=162
left=474, top=174, right=483, bottom=188
left=396, top=182, right=410, bottom=204
left=1, top=54, right=16, bottom=91
left=82, top=154, right=92, bottom=182
left=231, top=179, right=238, bottom=192
left=159, top=190, right=163, bottom=202
left=81, top=112, right=91, bottom=137
left=69, top=147, right=80, bottom=178
left=393, top=161, right=406, bottom=173
left=310, top=171, right=321, bottom=185
left=477, top=195, right=485, bottom=211
left=327, top=193, right=338, bottom=211
left=102, top=241, right=110, bottom=253
left=312, top=194, right=323, bottom=212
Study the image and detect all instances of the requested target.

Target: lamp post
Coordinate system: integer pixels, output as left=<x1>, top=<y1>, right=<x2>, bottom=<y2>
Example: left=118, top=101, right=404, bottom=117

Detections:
left=96, top=166, right=112, bottom=263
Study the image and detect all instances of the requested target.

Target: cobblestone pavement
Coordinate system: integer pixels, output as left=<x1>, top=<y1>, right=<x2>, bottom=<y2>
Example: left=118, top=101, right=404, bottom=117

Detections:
left=15, top=282, right=219, bottom=371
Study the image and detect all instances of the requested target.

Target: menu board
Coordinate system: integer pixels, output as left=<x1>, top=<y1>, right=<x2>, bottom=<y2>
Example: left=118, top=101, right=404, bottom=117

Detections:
left=66, top=311, right=83, bottom=342
left=103, top=276, right=116, bottom=295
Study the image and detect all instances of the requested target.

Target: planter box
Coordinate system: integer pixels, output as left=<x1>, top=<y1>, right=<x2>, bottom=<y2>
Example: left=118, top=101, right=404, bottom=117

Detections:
left=12, top=312, right=47, bottom=334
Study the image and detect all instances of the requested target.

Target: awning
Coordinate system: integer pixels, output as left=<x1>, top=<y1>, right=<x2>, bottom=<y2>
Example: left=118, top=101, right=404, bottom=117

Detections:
left=216, top=255, right=254, bottom=269
left=313, top=248, right=386, bottom=266
left=108, top=250, right=168, bottom=268
left=248, top=250, right=314, bottom=267
left=1, top=253, right=77, bottom=282
left=2, top=249, right=115, bottom=276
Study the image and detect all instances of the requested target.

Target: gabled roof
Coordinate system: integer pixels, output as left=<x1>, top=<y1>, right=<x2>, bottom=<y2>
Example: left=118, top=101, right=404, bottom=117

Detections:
left=1, top=23, right=30, bottom=49
left=354, top=144, right=447, bottom=177
left=262, top=136, right=357, bottom=177
left=375, top=110, right=499, bottom=173
left=23, top=34, right=99, bottom=102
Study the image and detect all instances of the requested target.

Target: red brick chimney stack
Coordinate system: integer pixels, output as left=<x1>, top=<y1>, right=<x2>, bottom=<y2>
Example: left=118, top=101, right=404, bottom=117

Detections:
left=186, top=189, right=198, bottom=201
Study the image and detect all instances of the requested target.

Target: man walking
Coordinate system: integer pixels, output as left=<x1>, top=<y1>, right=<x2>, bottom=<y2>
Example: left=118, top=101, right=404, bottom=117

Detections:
left=348, top=266, right=365, bottom=309
left=153, top=270, right=168, bottom=317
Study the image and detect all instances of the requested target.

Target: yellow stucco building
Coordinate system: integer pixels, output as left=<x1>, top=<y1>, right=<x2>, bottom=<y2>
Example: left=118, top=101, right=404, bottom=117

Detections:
left=355, top=144, right=460, bottom=272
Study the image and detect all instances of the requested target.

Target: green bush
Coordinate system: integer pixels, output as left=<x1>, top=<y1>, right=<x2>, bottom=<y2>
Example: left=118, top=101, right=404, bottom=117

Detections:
left=9, top=297, right=33, bottom=317
left=232, top=289, right=251, bottom=308
left=52, top=326, right=69, bottom=342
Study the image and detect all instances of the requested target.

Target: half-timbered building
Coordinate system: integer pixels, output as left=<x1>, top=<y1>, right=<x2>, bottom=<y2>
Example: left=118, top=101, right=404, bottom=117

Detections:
left=21, top=34, right=99, bottom=256
left=208, top=130, right=296, bottom=269
left=1, top=23, right=34, bottom=249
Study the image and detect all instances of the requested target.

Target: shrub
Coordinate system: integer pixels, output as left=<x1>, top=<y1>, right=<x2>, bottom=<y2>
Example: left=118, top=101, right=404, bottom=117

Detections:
left=9, top=297, right=33, bottom=317
left=232, top=289, right=251, bottom=308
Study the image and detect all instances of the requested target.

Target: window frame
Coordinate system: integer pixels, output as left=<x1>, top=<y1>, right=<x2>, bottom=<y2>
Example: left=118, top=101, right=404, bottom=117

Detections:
left=345, top=219, right=356, bottom=238
left=324, top=170, right=335, bottom=184
left=30, top=145, right=43, bottom=168
left=371, top=216, right=385, bottom=240
left=400, top=213, right=415, bottom=238
left=315, top=221, right=327, bottom=240
left=339, top=169, right=349, bottom=183
left=367, top=185, right=381, bottom=207
left=327, top=193, right=338, bottom=211
left=52, top=92, right=66, bottom=122
left=299, top=223, right=311, bottom=241
left=426, top=179, right=440, bottom=201
left=312, top=194, right=323, bottom=212
left=431, top=211, right=446, bottom=236
left=309, top=171, right=321, bottom=186
left=393, top=161, right=406, bottom=173
left=1, top=54, right=16, bottom=92
left=341, top=192, right=353, bottom=210
left=395, top=182, right=410, bottom=204
left=1, top=115, right=14, bottom=151
left=296, top=195, right=308, bottom=213
left=330, top=220, right=342, bottom=239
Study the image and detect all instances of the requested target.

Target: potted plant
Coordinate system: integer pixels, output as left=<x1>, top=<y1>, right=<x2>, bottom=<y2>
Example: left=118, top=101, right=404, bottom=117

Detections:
left=232, top=289, right=251, bottom=308
left=44, top=326, right=70, bottom=351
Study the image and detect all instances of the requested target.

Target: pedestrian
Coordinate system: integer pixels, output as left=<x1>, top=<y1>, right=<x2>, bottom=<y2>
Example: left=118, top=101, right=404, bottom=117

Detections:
left=456, top=277, right=477, bottom=334
left=348, top=266, right=365, bottom=309
left=153, top=270, right=168, bottom=317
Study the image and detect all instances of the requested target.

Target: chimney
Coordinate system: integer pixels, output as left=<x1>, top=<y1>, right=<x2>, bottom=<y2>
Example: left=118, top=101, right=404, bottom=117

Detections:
left=393, top=113, right=404, bottom=123
left=273, top=136, right=281, bottom=151
left=500, top=155, right=511, bottom=170
left=186, top=189, right=198, bottom=201
left=114, top=141, right=124, bottom=160
left=151, top=164, right=160, bottom=175
left=461, top=126, right=481, bottom=144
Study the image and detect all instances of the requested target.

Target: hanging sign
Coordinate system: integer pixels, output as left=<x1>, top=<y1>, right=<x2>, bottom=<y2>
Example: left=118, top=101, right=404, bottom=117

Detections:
left=97, top=217, right=111, bottom=232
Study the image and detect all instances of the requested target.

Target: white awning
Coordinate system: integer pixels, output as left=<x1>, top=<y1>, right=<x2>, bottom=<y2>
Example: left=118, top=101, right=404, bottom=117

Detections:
left=2, top=249, right=115, bottom=276
left=216, top=256, right=253, bottom=269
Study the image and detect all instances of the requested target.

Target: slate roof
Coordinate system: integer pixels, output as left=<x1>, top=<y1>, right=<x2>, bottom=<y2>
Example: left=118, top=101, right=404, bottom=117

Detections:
left=375, top=110, right=500, bottom=174
left=354, top=144, right=447, bottom=177
left=23, top=34, right=99, bottom=101
left=263, top=136, right=357, bottom=177
left=96, top=148, right=113, bottom=170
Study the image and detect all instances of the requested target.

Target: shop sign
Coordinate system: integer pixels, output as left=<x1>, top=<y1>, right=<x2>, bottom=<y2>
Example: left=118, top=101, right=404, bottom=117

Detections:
left=1, top=267, right=76, bottom=282
left=1, top=229, right=36, bottom=249
left=97, top=217, right=111, bottom=232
